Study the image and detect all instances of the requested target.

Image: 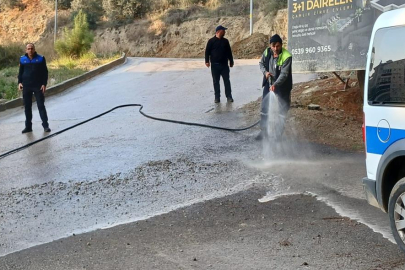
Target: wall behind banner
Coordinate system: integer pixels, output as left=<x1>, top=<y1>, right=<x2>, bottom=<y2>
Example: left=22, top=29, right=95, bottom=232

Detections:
left=287, top=0, right=394, bottom=73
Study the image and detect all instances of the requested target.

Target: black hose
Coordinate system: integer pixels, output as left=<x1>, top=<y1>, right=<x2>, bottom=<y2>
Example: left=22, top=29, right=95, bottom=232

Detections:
left=0, top=104, right=259, bottom=160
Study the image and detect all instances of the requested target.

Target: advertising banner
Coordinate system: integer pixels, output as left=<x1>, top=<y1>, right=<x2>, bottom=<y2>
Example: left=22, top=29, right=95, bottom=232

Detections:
left=288, top=0, right=378, bottom=72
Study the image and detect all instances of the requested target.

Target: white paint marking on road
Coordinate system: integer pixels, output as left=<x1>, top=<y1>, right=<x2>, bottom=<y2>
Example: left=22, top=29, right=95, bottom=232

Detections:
left=258, top=191, right=396, bottom=244
left=258, top=192, right=302, bottom=203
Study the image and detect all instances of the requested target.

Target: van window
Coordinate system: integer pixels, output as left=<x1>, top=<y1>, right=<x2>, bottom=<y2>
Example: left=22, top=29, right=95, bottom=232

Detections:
left=368, top=26, right=405, bottom=105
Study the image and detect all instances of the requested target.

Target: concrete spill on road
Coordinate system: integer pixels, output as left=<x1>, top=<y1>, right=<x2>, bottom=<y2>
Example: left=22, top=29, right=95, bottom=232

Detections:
left=0, top=157, right=281, bottom=257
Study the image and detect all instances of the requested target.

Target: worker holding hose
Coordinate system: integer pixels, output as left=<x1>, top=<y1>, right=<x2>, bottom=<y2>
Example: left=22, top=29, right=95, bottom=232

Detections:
left=257, top=34, right=293, bottom=141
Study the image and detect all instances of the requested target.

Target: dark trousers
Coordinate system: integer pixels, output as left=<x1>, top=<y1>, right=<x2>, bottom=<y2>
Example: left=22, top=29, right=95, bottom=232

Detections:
left=260, top=82, right=289, bottom=138
left=23, top=86, right=49, bottom=129
left=211, top=63, right=232, bottom=99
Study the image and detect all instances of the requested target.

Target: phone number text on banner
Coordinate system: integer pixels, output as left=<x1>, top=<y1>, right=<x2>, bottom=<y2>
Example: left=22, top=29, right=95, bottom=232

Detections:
left=288, top=0, right=375, bottom=72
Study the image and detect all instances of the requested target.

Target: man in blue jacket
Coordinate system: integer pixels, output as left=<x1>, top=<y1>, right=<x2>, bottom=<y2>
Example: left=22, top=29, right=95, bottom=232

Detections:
left=18, top=43, right=51, bottom=134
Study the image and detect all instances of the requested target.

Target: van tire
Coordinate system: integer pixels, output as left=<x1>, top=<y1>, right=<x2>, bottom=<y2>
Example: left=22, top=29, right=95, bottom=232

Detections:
left=389, top=177, right=405, bottom=252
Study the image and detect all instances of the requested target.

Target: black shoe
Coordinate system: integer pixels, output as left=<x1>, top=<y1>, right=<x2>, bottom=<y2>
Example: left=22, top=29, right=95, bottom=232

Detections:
left=22, top=127, right=33, bottom=134
left=215, top=99, right=220, bottom=103
left=227, top=97, right=234, bottom=102
left=255, top=130, right=270, bottom=141
left=44, top=127, right=51, bottom=133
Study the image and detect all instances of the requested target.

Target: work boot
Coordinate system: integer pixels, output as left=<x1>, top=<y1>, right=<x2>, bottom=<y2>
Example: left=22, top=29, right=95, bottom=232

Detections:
left=22, top=127, right=33, bottom=134
left=44, top=127, right=51, bottom=133
left=255, top=131, right=264, bottom=141
left=215, top=98, right=220, bottom=103
left=255, top=129, right=270, bottom=141
left=227, top=97, right=234, bottom=102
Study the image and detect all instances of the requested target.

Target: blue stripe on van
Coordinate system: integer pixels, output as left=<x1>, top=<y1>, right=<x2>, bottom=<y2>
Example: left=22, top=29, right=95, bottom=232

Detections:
left=366, top=126, right=405, bottom=155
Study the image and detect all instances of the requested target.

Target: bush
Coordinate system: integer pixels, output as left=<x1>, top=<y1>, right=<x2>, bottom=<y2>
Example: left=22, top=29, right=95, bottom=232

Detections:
left=43, top=0, right=73, bottom=10
left=0, top=44, right=23, bottom=68
left=160, top=0, right=251, bottom=23
left=214, top=1, right=249, bottom=16
left=91, top=38, right=121, bottom=56
left=0, top=66, right=19, bottom=100
left=163, top=5, right=205, bottom=25
left=150, top=0, right=175, bottom=11
left=71, top=0, right=104, bottom=29
left=0, top=80, right=18, bottom=100
left=151, top=0, right=209, bottom=11
left=0, top=44, right=21, bottom=100
left=55, top=10, right=94, bottom=57
left=102, top=0, right=150, bottom=25
left=0, top=0, right=25, bottom=11
left=164, top=8, right=189, bottom=26
left=257, top=0, right=287, bottom=15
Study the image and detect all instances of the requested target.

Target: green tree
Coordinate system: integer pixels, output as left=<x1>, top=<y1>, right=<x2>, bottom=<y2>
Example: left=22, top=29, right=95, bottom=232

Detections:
left=71, top=0, right=104, bottom=29
left=44, top=0, right=72, bottom=10
left=55, top=10, right=94, bottom=57
left=102, top=0, right=150, bottom=25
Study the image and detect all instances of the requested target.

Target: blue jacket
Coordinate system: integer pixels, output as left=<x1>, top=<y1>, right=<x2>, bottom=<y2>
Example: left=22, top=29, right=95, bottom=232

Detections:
left=18, top=52, right=48, bottom=88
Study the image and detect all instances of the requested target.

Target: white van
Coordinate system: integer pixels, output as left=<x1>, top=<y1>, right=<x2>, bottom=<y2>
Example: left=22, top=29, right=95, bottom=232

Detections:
left=362, top=7, right=405, bottom=252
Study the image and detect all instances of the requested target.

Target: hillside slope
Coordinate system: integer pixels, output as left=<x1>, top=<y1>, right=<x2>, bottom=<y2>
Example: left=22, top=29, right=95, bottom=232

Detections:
left=93, top=10, right=288, bottom=58
left=0, top=2, right=288, bottom=59
left=0, top=0, right=53, bottom=44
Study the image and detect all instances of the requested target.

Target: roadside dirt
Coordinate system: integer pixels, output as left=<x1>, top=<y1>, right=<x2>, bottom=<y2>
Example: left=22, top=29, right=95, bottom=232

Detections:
left=0, top=0, right=52, bottom=44
left=241, top=72, right=364, bottom=152
left=232, top=32, right=268, bottom=59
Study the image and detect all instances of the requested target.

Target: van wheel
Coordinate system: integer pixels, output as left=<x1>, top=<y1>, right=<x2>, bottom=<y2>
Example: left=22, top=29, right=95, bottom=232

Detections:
left=389, top=178, right=405, bottom=252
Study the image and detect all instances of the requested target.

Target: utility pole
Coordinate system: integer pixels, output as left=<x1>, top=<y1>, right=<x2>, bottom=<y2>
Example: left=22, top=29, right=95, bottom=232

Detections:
left=250, top=0, right=253, bottom=35
left=54, top=0, right=58, bottom=44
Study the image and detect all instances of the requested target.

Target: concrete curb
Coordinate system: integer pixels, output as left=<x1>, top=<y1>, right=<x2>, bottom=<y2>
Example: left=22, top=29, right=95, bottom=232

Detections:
left=0, top=53, right=126, bottom=113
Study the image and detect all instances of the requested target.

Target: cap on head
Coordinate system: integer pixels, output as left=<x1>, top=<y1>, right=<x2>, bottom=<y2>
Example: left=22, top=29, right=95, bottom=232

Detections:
left=269, top=34, right=282, bottom=44
left=215, top=25, right=227, bottom=32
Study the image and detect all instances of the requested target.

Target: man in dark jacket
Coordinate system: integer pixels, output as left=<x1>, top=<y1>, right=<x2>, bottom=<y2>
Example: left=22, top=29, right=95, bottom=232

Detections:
left=205, top=25, right=234, bottom=103
left=257, top=34, right=292, bottom=140
left=18, top=43, right=51, bottom=133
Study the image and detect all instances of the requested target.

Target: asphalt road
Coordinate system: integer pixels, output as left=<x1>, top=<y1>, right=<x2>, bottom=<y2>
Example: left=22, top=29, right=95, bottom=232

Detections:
left=1, top=191, right=405, bottom=270
left=0, top=58, right=403, bottom=268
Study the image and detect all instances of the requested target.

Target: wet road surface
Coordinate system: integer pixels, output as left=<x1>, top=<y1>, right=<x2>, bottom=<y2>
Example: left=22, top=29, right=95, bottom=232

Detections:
left=1, top=58, right=314, bottom=192
left=0, top=58, right=400, bottom=265
left=2, top=191, right=405, bottom=270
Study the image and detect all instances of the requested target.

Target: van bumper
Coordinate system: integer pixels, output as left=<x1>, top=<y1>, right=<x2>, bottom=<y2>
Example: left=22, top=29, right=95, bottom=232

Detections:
left=362, top=177, right=380, bottom=209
